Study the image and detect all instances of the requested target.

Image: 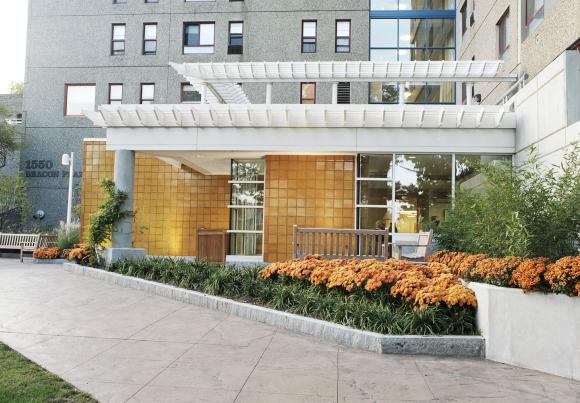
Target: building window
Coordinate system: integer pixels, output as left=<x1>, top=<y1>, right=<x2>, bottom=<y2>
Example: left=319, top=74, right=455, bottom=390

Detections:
left=229, top=159, right=265, bottom=257
left=183, top=22, right=215, bottom=54
left=497, top=10, right=510, bottom=61
left=301, top=20, right=317, bottom=53
left=371, top=0, right=454, bottom=10
left=64, top=84, right=96, bottom=116
left=337, top=82, right=351, bottom=104
left=181, top=83, right=201, bottom=103
left=228, top=22, right=244, bottom=54
left=369, top=17, right=455, bottom=104
left=525, top=0, right=544, bottom=34
left=111, top=24, right=126, bottom=55
left=108, top=84, right=123, bottom=104
left=460, top=2, right=467, bottom=36
left=113, top=0, right=127, bottom=3
left=145, top=0, right=158, bottom=2
left=140, top=84, right=155, bottom=104
left=300, top=83, right=316, bottom=104
left=336, top=20, right=351, bottom=53
left=143, top=23, right=157, bottom=55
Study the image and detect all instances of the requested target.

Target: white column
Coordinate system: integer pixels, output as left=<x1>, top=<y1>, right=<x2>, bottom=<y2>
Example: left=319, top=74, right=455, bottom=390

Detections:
left=266, top=82, right=273, bottom=104
left=332, top=82, right=338, bottom=104
left=398, top=83, right=405, bottom=104
left=112, top=150, right=135, bottom=249
left=66, top=152, right=74, bottom=226
left=200, top=83, right=208, bottom=104
left=466, top=83, right=474, bottom=105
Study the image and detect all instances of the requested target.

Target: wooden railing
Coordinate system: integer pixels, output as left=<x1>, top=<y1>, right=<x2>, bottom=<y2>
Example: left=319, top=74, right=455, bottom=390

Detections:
left=292, top=226, right=392, bottom=261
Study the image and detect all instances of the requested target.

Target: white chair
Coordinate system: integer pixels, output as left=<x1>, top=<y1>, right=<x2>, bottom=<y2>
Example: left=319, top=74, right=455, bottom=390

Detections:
left=394, top=230, right=433, bottom=263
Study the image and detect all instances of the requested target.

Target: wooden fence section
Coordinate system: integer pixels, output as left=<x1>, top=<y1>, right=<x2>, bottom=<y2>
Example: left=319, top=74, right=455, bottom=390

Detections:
left=292, top=226, right=392, bottom=261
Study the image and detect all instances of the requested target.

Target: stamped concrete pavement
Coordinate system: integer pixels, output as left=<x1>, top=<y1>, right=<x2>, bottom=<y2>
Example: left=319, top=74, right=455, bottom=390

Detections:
left=0, top=258, right=579, bottom=403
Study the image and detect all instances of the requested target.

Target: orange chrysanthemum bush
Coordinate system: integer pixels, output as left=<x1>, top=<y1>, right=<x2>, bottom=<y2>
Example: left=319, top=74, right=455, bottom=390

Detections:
left=260, top=256, right=477, bottom=311
left=32, top=247, right=63, bottom=259
left=430, top=250, right=580, bottom=296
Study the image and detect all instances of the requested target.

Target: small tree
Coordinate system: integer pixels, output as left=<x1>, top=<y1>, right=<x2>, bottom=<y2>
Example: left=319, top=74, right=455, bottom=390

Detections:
left=0, top=105, right=21, bottom=165
left=0, top=173, right=31, bottom=231
left=436, top=144, right=580, bottom=259
left=9, top=82, right=24, bottom=95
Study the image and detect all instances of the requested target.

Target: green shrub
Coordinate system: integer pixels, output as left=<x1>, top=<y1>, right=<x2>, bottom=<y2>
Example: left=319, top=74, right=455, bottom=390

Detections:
left=436, top=144, right=580, bottom=259
left=57, top=226, right=80, bottom=249
left=108, top=257, right=476, bottom=336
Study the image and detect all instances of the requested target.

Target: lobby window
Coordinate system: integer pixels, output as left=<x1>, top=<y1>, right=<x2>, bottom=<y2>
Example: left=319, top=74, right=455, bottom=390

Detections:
left=64, top=84, right=96, bottom=116
left=301, top=20, right=317, bottom=53
left=300, top=83, right=316, bottom=104
left=183, top=22, right=215, bottom=54
left=337, top=82, right=351, bottom=104
left=108, top=84, right=123, bottom=104
left=180, top=83, right=201, bottom=103
left=229, top=159, right=265, bottom=257
left=357, top=154, right=394, bottom=232
left=497, top=10, right=510, bottom=61
left=228, top=22, right=244, bottom=54
left=111, top=24, right=126, bottom=55
left=335, top=20, right=351, bottom=53
left=455, top=155, right=512, bottom=193
left=143, top=23, right=157, bottom=55
left=140, top=84, right=155, bottom=104
left=525, top=0, right=544, bottom=34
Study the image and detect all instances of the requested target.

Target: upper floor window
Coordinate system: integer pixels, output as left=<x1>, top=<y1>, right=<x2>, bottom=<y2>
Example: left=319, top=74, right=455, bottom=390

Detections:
left=65, top=84, right=96, bottom=116
left=143, top=23, right=157, bottom=55
left=181, top=83, right=201, bottom=103
left=371, top=0, right=454, bottom=10
left=113, top=0, right=127, bottom=3
left=497, top=10, right=510, bottom=61
left=183, top=22, right=215, bottom=54
left=460, top=2, right=467, bottom=36
left=145, top=0, right=158, bottom=2
left=140, top=84, right=155, bottom=104
left=108, top=84, right=123, bottom=104
left=300, top=83, right=316, bottom=104
left=525, top=0, right=544, bottom=34
left=111, top=24, right=126, bottom=56
left=336, top=20, right=351, bottom=53
left=301, top=20, right=317, bottom=53
left=228, top=22, right=244, bottom=54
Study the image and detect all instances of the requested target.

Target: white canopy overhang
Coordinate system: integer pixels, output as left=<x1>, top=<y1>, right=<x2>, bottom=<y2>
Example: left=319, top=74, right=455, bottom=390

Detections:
left=171, top=60, right=518, bottom=84
left=85, top=104, right=515, bottom=130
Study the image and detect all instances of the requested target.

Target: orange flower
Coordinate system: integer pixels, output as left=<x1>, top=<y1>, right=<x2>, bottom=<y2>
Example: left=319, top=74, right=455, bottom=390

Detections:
left=32, top=247, right=62, bottom=259
left=544, top=256, right=580, bottom=296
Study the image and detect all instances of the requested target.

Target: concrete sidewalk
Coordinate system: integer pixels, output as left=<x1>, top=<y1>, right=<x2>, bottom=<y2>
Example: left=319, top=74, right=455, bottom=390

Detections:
left=0, top=258, right=579, bottom=403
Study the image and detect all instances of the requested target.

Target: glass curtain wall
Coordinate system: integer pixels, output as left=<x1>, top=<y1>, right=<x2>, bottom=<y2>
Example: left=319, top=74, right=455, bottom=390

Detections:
left=369, top=0, right=456, bottom=104
left=229, top=160, right=265, bottom=256
left=357, top=154, right=511, bottom=233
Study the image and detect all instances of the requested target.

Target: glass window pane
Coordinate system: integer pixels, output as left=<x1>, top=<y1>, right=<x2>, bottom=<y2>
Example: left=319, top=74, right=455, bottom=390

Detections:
left=66, top=85, right=96, bottom=116
left=144, top=41, right=157, bottom=53
left=358, top=154, right=393, bottom=178
left=428, top=48, right=454, bottom=61
left=230, top=183, right=264, bottom=206
left=370, top=49, right=398, bottom=62
left=399, top=0, right=426, bottom=10
left=370, top=0, right=397, bottom=10
left=428, top=19, right=455, bottom=47
left=399, top=19, right=426, bottom=48
left=230, top=22, right=243, bottom=34
left=370, top=19, right=397, bottom=48
left=144, top=24, right=157, bottom=39
left=427, top=83, right=454, bottom=103
left=403, top=83, right=426, bottom=103
left=186, top=25, right=200, bottom=45
left=110, top=84, right=122, bottom=100
left=229, top=233, right=263, bottom=256
left=455, top=155, right=512, bottom=192
left=231, top=160, right=265, bottom=181
left=199, top=23, right=215, bottom=45
left=336, top=21, right=350, bottom=37
left=113, top=25, right=125, bottom=40
left=399, top=48, right=426, bottom=62
left=141, top=84, right=155, bottom=99
left=358, top=181, right=393, bottom=206
left=229, top=208, right=263, bottom=231
left=181, top=84, right=201, bottom=103
left=358, top=208, right=392, bottom=231
left=395, top=154, right=452, bottom=233
left=369, top=82, right=399, bottom=103
left=303, top=21, right=316, bottom=37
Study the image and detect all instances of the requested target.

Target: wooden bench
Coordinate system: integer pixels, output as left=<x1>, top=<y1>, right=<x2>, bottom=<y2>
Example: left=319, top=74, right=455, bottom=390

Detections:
left=292, top=226, right=392, bottom=261
left=0, top=233, right=58, bottom=262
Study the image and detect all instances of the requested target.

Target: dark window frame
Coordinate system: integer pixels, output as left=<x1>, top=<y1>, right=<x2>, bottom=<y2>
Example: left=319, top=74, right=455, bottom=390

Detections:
left=525, top=0, right=544, bottom=27
left=335, top=19, right=351, bottom=53
left=143, top=23, right=158, bottom=55
left=228, top=21, right=244, bottom=54
left=108, top=83, right=123, bottom=104
left=180, top=83, right=202, bottom=103
left=140, top=83, right=155, bottom=104
left=301, top=20, right=317, bottom=53
left=497, top=9, right=510, bottom=60
left=183, top=22, right=216, bottom=53
left=111, top=23, right=126, bottom=56
left=460, top=2, right=467, bottom=36
left=64, top=83, right=96, bottom=117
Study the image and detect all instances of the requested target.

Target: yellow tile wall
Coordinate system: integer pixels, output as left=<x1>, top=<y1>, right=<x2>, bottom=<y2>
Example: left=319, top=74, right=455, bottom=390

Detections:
left=80, top=141, right=230, bottom=256
left=264, top=155, right=355, bottom=263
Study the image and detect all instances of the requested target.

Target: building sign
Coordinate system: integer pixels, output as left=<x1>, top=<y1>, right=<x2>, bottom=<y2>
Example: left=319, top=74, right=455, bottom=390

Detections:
left=24, top=159, right=82, bottom=179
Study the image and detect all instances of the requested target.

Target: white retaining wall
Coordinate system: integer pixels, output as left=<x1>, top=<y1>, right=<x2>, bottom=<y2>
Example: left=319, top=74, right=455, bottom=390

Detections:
left=469, top=282, right=580, bottom=380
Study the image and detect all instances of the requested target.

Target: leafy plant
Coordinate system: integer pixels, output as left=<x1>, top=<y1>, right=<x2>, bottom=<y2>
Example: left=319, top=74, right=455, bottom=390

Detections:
left=87, top=178, right=134, bottom=247
left=0, top=104, right=21, bottom=162
left=436, top=144, right=580, bottom=259
left=0, top=173, right=31, bottom=232
left=57, top=226, right=80, bottom=249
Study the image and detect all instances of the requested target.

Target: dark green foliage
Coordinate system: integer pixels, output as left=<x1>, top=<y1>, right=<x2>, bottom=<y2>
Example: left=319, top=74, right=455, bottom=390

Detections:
left=0, top=173, right=31, bottom=231
left=108, top=257, right=477, bottom=336
left=87, top=178, right=133, bottom=246
left=0, top=342, right=96, bottom=403
left=436, top=145, right=580, bottom=259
